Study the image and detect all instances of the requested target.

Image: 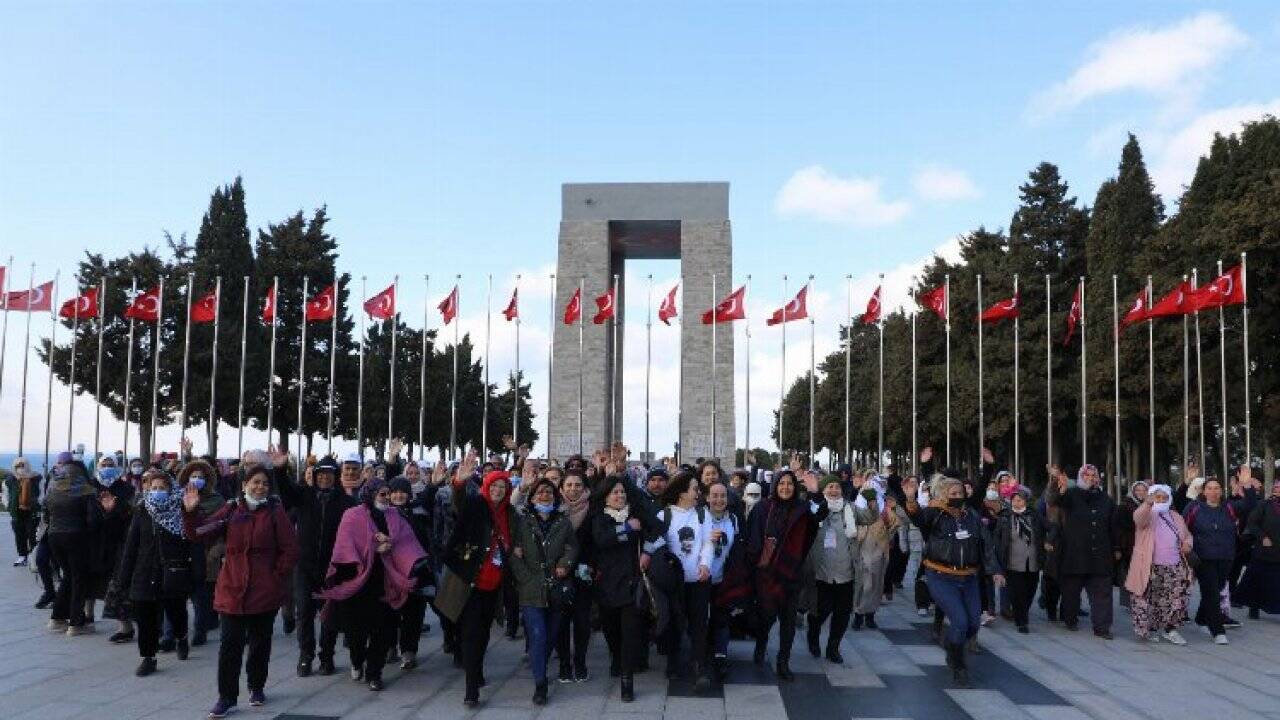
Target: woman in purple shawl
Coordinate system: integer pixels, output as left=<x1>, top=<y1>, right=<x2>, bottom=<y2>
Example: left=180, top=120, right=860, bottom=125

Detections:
left=319, top=477, right=430, bottom=691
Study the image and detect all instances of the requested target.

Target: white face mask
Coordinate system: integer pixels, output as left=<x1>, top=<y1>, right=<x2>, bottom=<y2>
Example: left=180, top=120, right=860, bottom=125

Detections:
left=826, top=497, right=845, bottom=512
left=1153, top=500, right=1172, bottom=514
left=374, top=500, right=390, bottom=512
left=243, top=493, right=265, bottom=510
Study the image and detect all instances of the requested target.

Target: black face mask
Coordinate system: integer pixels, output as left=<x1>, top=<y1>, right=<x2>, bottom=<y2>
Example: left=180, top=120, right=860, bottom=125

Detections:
left=947, top=497, right=966, bottom=509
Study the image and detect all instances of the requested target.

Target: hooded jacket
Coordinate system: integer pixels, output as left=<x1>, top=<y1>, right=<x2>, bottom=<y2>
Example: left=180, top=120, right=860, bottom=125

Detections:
left=277, top=467, right=358, bottom=590
left=184, top=495, right=299, bottom=615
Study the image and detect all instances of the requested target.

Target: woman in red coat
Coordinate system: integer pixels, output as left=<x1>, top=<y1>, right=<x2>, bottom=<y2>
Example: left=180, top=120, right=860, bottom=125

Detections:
left=184, top=465, right=299, bottom=719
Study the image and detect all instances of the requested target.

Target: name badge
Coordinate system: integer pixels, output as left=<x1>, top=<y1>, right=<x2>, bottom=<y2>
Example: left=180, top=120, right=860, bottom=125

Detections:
left=491, top=547, right=503, bottom=567
left=954, top=529, right=971, bottom=540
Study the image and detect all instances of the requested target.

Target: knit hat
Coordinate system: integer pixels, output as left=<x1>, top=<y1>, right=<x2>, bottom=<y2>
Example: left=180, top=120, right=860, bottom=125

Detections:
left=818, top=474, right=843, bottom=492
left=55, top=451, right=74, bottom=465
left=314, top=456, right=340, bottom=476
left=359, top=477, right=388, bottom=505
left=388, top=476, right=413, bottom=495
left=1013, top=485, right=1033, bottom=502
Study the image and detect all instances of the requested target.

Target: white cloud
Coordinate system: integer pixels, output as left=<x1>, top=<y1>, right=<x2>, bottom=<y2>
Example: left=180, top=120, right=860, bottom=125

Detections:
left=775, top=165, right=910, bottom=227
left=912, top=166, right=980, bottom=202
left=1030, top=11, right=1245, bottom=119
left=1150, top=99, right=1280, bottom=200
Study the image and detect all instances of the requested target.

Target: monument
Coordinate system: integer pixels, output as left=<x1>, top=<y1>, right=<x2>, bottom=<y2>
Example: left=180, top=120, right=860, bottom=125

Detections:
left=549, top=182, right=736, bottom=463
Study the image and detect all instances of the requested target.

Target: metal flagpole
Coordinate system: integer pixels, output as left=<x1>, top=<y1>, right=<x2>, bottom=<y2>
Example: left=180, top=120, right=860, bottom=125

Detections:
left=547, top=274, right=555, bottom=458
left=512, top=275, right=520, bottom=451
left=42, top=272, right=59, bottom=474
left=149, top=277, right=165, bottom=458
left=780, top=274, right=788, bottom=457
left=1113, top=275, right=1121, bottom=485
left=1241, top=252, right=1251, bottom=462
left=237, top=276, right=249, bottom=457
left=0, top=256, right=12, bottom=411
left=482, top=274, right=491, bottom=454
left=266, top=276, right=278, bottom=448
left=1182, top=274, right=1189, bottom=477
left=577, top=276, right=584, bottom=456
left=1217, top=259, right=1228, bottom=481
left=1014, top=274, right=1020, bottom=477
left=878, top=273, right=885, bottom=470
left=66, top=280, right=80, bottom=450
left=326, top=276, right=338, bottom=455
left=977, top=273, right=984, bottom=469
left=911, top=305, right=918, bottom=477
left=1079, top=277, right=1087, bottom=469
left=645, top=273, right=652, bottom=461
left=357, top=276, right=366, bottom=457
left=611, top=272, right=620, bottom=449
left=180, top=272, right=194, bottom=442
left=209, top=276, right=221, bottom=454
left=845, top=274, right=852, bottom=464
left=388, top=275, right=400, bottom=453
left=419, top=274, right=430, bottom=461
left=1193, top=269, right=1205, bottom=466
left=18, top=264, right=34, bottom=457
left=745, top=275, right=752, bottom=458
left=711, top=272, right=718, bottom=460
left=808, top=275, right=815, bottom=464
left=450, top=275, right=460, bottom=460
left=1147, top=275, right=1155, bottom=482
left=93, top=278, right=106, bottom=460
left=1046, top=275, right=1053, bottom=471
left=122, top=278, right=136, bottom=460
left=296, top=277, right=309, bottom=477
left=945, top=274, right=952, bottom=466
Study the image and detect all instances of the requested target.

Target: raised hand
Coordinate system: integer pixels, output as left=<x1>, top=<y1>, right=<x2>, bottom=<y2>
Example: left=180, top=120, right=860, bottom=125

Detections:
left=801, top=470, right=819, bottom=495
left=522, top=456, right=539, bottom=485
left=270, top=445, right=289, bottom=469
left=387, top=437, right=403, bottom=460
left=457, top=449, right=478, bottom=483
left=981, top=447, right=994, bottom=465
left=182, top=481, right=200, bottom=512
left=788, top=452, right=802, bottom=473
left=431, top=459, right=447, bottom=485
left=920, top=446, right=933, bottom=464
left=502, top=435, right=516, bottom=451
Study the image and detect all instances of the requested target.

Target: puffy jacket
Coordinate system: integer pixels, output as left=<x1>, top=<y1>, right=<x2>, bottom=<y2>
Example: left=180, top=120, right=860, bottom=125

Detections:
left=278, top=473, right=357, bottom=590
left=510, top=507, right=578, bottom=607
left=118, top=508, right=194, bottom=602
left=907, top=501, right=999, bottom=576
left=184, top=497, right=298, bottom=615
left=1185, top=500, right=1241, bottom=561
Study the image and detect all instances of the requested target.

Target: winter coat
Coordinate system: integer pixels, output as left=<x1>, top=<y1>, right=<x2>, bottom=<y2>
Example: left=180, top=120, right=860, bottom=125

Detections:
left=444, top=486, right=513, bottom=587
left=3, top=472, right=41, bottom=512
left=1185, top=500, right=1243, bottom=561
left=176, top=460, right=225, bottom=584
left=319, top=504, right=427, bottom=611
left=184, top=497, right=299, bottom=616
left=1124, top=503, right=1193, bottom=597
left=1111, top=498, right=1140, bottom=565
left=44, top=479, right=101, bottom=536
left=993, top=509, right=1046, bottom=574
left=510, top=507, right=578, bottom=608
left=1244, top=499, right=1280, bottom=564
left=906, top=500, right=999, bottom=576
left=1046, top=482, right=1114, bottom=576
left=118, top=507, right=195, bottom=602
left=277, top=473, right=358, bottom=591
left=591, top=507, right=652, bottom=608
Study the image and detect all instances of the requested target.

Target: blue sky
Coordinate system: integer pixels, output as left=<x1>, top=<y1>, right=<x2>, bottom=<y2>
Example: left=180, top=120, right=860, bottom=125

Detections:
left=1, top=2, right=1277, bottom=461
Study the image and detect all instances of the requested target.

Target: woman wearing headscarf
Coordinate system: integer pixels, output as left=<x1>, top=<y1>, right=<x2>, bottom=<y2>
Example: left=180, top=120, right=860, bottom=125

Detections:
left=902, top=474, right=1002, bottom=687
left=44, top=451, right=102, bottom=635
left=745, top=469, right=823, bottom=681
left=805, top=475, right=857, bottom=663
left=1045, top=463, right=1115, bottom=639
left=118, top=469, right=194, bottom=675
left=446, top=465, right=515, bottom=707
left=388, top=476, right=433, bottom=670
left=1124, top=484, right=1193, bottom=644
left=554, top=471, right=594, bottom=683
left=319, top=476, right=429, bottom=691
left=593, top=475, right=656, bottom=702
left=993, top=486, right=1044, bottom=633
left=1238, top=472, right=1280, bottom=620
left=511, top=476, right=579, bottom=705
left=852, top=479, right=900, bottom=630
left=94, top=456, right=141, bottom=644
left=183, top=464, right=299, bottom=719
left=1112, top=480, right=1149, bottom=610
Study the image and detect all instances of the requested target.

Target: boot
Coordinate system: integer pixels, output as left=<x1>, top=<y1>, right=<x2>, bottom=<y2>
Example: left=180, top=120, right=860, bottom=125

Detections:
left=620, top=673, right=635, bottom=702
left=176, top=637, right=189, bottom=661
left=297, top=659, right=313, bottom=677
left=947, top=642, right=969, bottom=687
left=135, top=657, right=157, bottom=677
left=851, top=613, right=864, bottom=631
left=864, top=613, right=878, bottom=630
left=825, top=643, right=844, bottom=664
left=806, top=624, right=821, bottom=657
left=691, top=661, right=710, bottom=694
left=775, top=656, right=794, bottom=682
left=753, top=637, right=767, bottom=665
left=532, top=681, right=548, bottom=705
left=317, top=657, right=335, bottom=676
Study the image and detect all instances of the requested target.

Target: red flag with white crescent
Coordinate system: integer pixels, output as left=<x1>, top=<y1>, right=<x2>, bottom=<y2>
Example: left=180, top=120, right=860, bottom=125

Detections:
left=305, top=283, right=336, bottom=322
left=191, top=289, right=218, bottom=324
left=563, top=288, right=581, bottom=325
left=438, top=286, right=459, bottom=325
left=1120, top=289, right=1149, bottom=329
left=657, top=284, right=679, bottom=325
left=1147, top=280, right=1191, bottom=319
left=59, top=288, right=99, bottom=320
left=980, top=293, right=1019, bottom=324
left=261, top=286, right=277, bottom=324
left=701, top=285, right=747, bottom=325
left=364, top=284, right=396, bottom=320
left=1062, top=283, right=1082, bottom=346
left=861, top=286, right=883, bottom=325
left=766, top=285, right=808, bottom=326
left=918, top=284, right=947, bottom=321
left=6, top=281, right=55, bottom=313
left=124, top=286, right=161, bottom=322
left=592, top=287, right=615, bottom=325
left=1188, top=265, right=1245, bottom=312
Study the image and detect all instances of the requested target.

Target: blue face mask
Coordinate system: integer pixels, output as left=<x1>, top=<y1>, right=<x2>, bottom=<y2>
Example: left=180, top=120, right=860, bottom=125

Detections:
left=534, top=502, right=556, bottom=515
left=189, top=476, right=206, bottom=491
left=98, top=467, right=121, bottom=484
left=147, top=490, right=170, bottom=504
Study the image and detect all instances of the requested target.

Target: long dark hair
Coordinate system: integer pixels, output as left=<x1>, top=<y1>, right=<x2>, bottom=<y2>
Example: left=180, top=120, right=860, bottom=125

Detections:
left=659, top=470, right=697, bottom=507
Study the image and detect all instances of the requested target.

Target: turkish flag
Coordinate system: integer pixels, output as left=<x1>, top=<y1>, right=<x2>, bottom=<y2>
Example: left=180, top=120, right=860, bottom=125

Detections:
left=59, top=288, right=99, bottom=320
left=592, top=287, right=616, bottom=325
left=502, top=287, right=518, bottom=322
left=364, top=284, right=396, bottom=320
left=766, top=285, right=808, bottom=326
left=438, top=286, right=459, bottom=325
left=981, top=293, right=1020, bottom=324
left=5, top=281, right=55, bottom=313
left=1120, top=289, right=1149, bottom=329
left=658, top=284, right=679, bottom=326
left=1062, top=283, right=1082, bottom=346
left=1189, top=265, right=1245, bottom=312
left=918, top=284, right=947, bottom=321
left=191, top=289, right=218, bottom=324
left=702, top=285, right=747, bottom=325
left=861, top=286, right=883, bottom=325
left=124, top=286, right=161, bottom=322
left=262, top=286, right=277, bottom=324
left=305, top=283, right=336, bottom=322
left=563, top=288, right=581, bottom=325
left=1147, top=281, right=1190, bottom=319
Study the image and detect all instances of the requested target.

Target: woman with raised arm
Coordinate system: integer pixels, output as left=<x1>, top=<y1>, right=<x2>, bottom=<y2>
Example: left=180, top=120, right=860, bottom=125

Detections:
left=1124, top=484, right=1193, bottom=644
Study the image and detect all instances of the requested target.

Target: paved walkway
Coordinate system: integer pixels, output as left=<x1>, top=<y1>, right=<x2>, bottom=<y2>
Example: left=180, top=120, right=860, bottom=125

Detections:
left=3, top=525, right=1280, bottom=720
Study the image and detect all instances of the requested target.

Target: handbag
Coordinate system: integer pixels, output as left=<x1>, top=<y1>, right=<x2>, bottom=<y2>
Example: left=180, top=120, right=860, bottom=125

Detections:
left=434, top=566, right=472, bottom=623
left=757, top=506, right=778, bottom=568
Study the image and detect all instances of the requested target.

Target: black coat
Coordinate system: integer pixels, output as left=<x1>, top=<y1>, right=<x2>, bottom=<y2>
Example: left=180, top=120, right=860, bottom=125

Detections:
left=1046, top=482, right=1115, bottom=576
left=1244, top=499, right=1280, bottom=564
left=278, top=476, right=358, bottom=590
left=993, top=509, right=1046, bottom=573
left=445, top=490, right=514, bottom=585
left=118, top=509, right=194, bottom=602
left=591, top=505, right=663, bottom=608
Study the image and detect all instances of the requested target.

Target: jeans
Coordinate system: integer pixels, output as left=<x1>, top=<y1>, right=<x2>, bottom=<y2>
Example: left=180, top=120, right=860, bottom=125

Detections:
left=48, top=532, right=90, bottom=626
left=924, top=569, right=981, bottom=645
left=709, top=583, right=730, bottom=658
left=1059, top=573, right=1113, bottom=632
left=521, top=606, right=563, bottom=684
left=459, top=588, right=499, bottom=700
left=135, top=598, right=188, bottom=657
left=1006, top=570, right=1040, bottom=628
left=1194, top=557, right=1232, bottom=636
left=807, top=580, right=853, bottom=651
left=218, top=611, right=276, bottom=703
left=555, top=580, right=592, bottom=672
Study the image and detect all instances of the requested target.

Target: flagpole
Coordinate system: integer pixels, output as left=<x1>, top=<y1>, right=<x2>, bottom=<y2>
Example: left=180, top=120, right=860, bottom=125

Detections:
left=0, top=256, right=12, bottom=414
left=512, top=274, right=520, bottom=452
left=877, top=273, right=885, bottom=471
left=149, top=277, right=165, bottom=458
left=779, top=274, right=788, bottom=458
left=808, top=275, right=815, bottom=465
left=1079, top=276, right=1087, bottom=469
left=209, top=276, right=221, bottom=454
left=577, top=276, right=584, bottom=456
left=844, top=274, right=852, bottom=464
left=93, top=278, right=106, bottom=460
left=451, top=275, right=461, bottom=460
left=1193, top=269, right=1205, bottom=466
left=547, top=274, right=555, bottom=459
left=1147, top=275, right=1155, bottom=482
left=977, top=273, right=984, bottom=469
left=1217, top=259, right=1227, bottom=481
left=295, top=276, right=309, bottom=475
left=1013, top=274, right=1021, bottom=477
left=326, top=276, right=338, bottom=455
left=1182, top=273, right=1189, bottom=478
left=645, top=273, right=652, bottom=462
left=237, top=275, right=249, bottom=457
left=122, top=278, right=136, bottom=461
left=180, top=272, right=194, bottom=443
left=911, top=304, right=918, bottom=476
left=1113, top=274, right=1121, bottom=485
left=610, top=273, right=620, bottom=449
left=711, top=272, right=718, bottom=460
left=266, top=276, right=279, bottom=449
left=1241, top=252, right=1251, bottom=463
left=1046, top=275, right=1053, bottom=472
left=419, top=274, right=430, bottom=461
left=18, top=264, right=34, bottom=457
left=42, top=272, right=59, bottom=474
left=388, top=275, right=400, bottom=454
left=945, top=273, right=952, bottom=467
left=357, top=275, right=366, bottom=457
left=66, top=280, right=80, bottom=450
left=745, top=274, right=752, bottom=459
left=482, top=274, right=491, bottom=454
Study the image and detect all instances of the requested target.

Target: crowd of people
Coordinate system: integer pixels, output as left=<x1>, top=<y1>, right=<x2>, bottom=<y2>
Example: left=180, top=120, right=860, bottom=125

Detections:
left=4, top=439, right=1279, bottom=718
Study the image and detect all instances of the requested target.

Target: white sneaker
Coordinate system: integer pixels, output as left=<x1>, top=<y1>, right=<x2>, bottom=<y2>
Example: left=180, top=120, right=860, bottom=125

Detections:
left=1213, top=634, right=1229, bottom=645
left=1162, top=630, right=1187, bottom=645
left=1145, top=633, right=1161, bottom=643
left=47, top=619, right=68, bottom=632
left=980, top=612, right=995, bottom=626
left=917, top=608, right=929, bottom=617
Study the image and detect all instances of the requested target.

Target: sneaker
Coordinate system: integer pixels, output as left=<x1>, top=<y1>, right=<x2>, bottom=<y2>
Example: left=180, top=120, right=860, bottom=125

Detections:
left=558, top=664, right=574, bottom=683
left=979, top=612, right=995, bottom=627
left=47, top=619, right=68, bottom=632
left=249, top=689, right=265, bottom=707
left=297, top=660, right=312, bottom=677
left=400, top=653, right=417, bottom=670
left=917, top=608, right=930, bottom=617
left=207, top=699, right=236, bottom=718
left=1162, top=630, right=1187, bottom=646
left=13, top=556, right=28, bottom=567
left=574, top=668, right=590, bottom=683
left=66, top=624, right=94, bottom=636
left=109, top=630, right=135, bottom=644
left=1213, top=634, right=1229, bottom=645
left=1222, top=618, right=1242, bottom=630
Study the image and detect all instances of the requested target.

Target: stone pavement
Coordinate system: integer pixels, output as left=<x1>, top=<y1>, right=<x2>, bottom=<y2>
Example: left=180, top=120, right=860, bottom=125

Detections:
left=3, top=524, right=1280, bottom=720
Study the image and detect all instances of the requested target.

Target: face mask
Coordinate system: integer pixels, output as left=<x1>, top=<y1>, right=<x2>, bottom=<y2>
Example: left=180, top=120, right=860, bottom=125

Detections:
left=98, top=467, right=121, bottom=484
left=374, top=500, right=390, bottom=512
left=534, top=502, right=555, bottom=515
left=130, top=464, right=144, bottom=476
left=985, top=489, right=999, bottom=502
left=243, top=493, right=265, bottom=510
left=189, top=476, right=206, bottom=491
left=1153, top=501, right=1171, bottom=514
left=827, top=497, right=845, bottom=512
left=947, top=497, right=966, bottom=509
left=1012, top=505, right=1026, bottom=514
left=147, top=490, right=169, bottom=504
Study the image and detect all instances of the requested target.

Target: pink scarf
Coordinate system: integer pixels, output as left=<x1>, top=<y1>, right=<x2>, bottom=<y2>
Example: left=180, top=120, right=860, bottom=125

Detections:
left=319, top=506, right=426, bottom=610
